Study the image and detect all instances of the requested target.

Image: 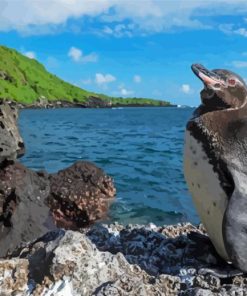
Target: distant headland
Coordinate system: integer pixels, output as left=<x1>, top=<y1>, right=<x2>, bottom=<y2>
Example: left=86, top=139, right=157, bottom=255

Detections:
left=0, top=46, right=174, bottom=109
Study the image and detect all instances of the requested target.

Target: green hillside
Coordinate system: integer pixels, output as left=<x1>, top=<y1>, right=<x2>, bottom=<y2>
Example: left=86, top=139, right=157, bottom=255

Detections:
left=0, top=45, right=172, bottom=106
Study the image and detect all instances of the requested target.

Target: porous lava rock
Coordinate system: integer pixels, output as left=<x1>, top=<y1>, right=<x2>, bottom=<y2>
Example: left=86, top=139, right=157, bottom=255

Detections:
left=0, top=101, right=116, bottom=257
left=0, top=101, right=24, bottom=162
left=4, top=228, right=181, bottom=295
left=1, top=223, right=247, bottom=295
left=0, top=258, right=29, bottom=295
left=48, top=161, right=116, bottom=229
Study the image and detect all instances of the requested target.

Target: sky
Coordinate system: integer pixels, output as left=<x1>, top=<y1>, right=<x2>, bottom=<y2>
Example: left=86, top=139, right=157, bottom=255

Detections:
left=1, top=1, right=247, bottom=106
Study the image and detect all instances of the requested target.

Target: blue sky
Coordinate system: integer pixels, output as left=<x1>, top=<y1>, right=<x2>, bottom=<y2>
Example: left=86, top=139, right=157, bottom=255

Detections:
left=1, top=1, right=247, bottom=105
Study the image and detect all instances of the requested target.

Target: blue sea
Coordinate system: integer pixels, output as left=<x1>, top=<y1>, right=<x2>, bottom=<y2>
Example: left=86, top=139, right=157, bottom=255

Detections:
left=19, top=107, right=199, bottom=226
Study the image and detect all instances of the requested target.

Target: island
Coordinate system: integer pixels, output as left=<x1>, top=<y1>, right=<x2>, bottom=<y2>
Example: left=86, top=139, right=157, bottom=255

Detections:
left=0, top=46, right=174, bottom=108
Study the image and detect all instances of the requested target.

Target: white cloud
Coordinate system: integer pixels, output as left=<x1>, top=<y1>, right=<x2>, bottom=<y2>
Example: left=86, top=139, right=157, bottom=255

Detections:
left=219, top=23, right=234, bottom=35
left=24, top=51, right=36, bottom=59
left=120, top=87, right=133, bottom=96
left=181, top=84, right=191, bottom=94
left=232, top=61, right=247, bottom=68
left=103, top=26, right=114, bottom=35
left=0, top=0, right=113, bottom=33
left=81, top=52, right=98, bottom=63
left=68, top=46, right=98, bottom=63
left=95, top=73, right=116, bottom=85
left=116, top=84, right=134, bottom=96
left=133, top=75, right=142, bottom=83
left=219, top=24, right=247, bottom=38
left=2, top=1, right=247, bottom=35
left=68, top=47, right=82, bottom=62
left=235, top=28, right=247, bottom=37
left=102, top=23, right=134, bottom=37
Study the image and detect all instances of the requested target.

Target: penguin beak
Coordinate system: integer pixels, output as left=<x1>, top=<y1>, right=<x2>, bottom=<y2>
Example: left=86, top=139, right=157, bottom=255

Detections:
left=191, top=64, right=223, bottom=88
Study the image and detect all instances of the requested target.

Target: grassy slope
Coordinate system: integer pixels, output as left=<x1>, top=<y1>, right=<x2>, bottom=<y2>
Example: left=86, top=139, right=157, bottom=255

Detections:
left=0, top=46, right=171, bottom=106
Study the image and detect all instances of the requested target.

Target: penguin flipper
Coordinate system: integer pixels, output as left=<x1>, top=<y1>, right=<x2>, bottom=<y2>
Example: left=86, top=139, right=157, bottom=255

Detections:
left=223, top=172, right=247, bottom=272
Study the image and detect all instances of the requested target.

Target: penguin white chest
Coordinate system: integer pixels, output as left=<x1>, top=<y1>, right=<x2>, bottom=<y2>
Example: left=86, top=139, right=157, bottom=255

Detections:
left=184, top=130, right=229, bottom=261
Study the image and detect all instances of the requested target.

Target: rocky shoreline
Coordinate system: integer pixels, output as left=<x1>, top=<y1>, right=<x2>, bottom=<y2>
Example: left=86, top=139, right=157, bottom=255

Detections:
left=0, top=101, right=116, bottom=255
left=0, top=101, right=246, bottom=295
left=3, top=97, right=176, bottom=110
left=1, top=222, right=247, bottom=295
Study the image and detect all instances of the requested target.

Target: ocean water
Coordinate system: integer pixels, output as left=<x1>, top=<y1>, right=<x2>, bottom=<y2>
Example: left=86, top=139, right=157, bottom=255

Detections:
left=19, top=107, right=199, bottom=226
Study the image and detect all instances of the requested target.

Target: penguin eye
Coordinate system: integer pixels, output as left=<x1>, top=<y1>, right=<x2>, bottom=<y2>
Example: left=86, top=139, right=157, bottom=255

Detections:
left=228, top=79, right=236, bottom=87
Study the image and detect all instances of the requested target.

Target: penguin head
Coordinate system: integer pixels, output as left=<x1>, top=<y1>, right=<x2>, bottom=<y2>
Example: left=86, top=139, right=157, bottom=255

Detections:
left=192, top=64, right=247, bottom=110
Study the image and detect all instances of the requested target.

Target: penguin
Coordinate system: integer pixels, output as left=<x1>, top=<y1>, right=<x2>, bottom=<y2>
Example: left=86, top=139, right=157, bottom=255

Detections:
left=184, top=63, right=247, bottom=272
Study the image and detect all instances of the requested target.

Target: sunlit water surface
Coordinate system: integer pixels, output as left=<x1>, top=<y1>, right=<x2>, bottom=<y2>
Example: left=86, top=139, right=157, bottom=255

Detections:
left=19, top=107, right=199, bottom=226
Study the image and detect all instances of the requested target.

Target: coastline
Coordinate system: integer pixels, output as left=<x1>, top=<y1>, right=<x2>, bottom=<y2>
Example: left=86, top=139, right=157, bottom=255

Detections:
left=0, top=46, right=175, bottom=111
left=0, top=101, right=246, bottom=295
left=6, top=99, right=177, bottom=110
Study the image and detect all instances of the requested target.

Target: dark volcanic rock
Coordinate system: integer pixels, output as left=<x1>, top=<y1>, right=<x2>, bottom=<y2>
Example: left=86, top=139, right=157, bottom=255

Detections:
left=0, top=161, right=56, bottom=257
left=13, top=96, right=112, bottom=109
left=0, top=160, right=116, bottom=257
left=0, top=102, right=55, bottom=257
left=0, top=101, right=25, bottom=162
left=86, top=96, right=111, bottom=108
left=0, top=102, right=116, bottom=257
left=47, top=161, right=116, bottom=229
left=0, top=223, right=246, bottom=295
left=4, top=229, right=181, bottom=295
